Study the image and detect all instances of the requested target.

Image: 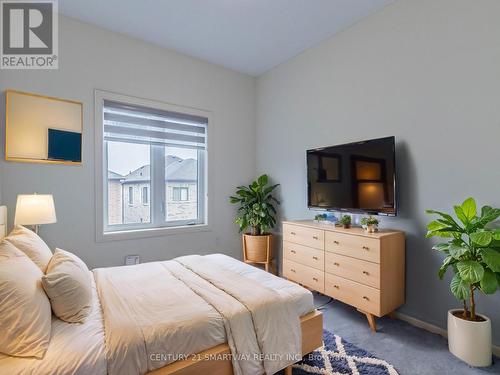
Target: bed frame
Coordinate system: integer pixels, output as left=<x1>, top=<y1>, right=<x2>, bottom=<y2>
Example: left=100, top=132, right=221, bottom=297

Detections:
left=148, top=310, right=323, bottom=375
left=0, top=205, right=322, bottom=374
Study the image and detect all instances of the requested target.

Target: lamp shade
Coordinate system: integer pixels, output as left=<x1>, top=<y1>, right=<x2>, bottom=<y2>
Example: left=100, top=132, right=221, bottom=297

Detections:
left=14, top=194, right=57, bottom=226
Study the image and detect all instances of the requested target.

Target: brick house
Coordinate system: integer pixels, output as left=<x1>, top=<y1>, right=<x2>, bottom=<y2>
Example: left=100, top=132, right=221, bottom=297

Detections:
left=107, top=156, right=198, bottom=225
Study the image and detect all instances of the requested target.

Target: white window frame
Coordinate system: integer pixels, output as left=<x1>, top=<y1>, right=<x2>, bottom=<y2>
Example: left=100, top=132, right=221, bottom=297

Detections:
left=95, top=89, right=213, bottom=242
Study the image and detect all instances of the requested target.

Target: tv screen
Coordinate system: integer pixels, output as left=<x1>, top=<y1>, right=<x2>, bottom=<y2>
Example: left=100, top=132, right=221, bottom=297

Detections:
left=307, top=136, right=396, bottom=216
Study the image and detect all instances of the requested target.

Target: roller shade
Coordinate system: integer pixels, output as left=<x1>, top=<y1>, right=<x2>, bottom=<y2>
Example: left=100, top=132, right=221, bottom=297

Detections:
left=103, top=100, right=207, bottom=150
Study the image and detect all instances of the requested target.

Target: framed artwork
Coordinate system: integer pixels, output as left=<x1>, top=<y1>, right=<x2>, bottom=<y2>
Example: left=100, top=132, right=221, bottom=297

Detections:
left=5, top=90, right=83, bottom=165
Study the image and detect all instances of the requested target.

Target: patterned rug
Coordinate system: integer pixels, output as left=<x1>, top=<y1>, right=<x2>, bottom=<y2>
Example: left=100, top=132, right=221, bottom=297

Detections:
left=288, top=330, right=399, bottom=375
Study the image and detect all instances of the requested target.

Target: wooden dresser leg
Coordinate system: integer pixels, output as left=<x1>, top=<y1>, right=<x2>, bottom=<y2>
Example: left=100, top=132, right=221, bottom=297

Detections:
left=365, top=313, right=377, bottom=332
left=284, top=365, right=293, bottom=375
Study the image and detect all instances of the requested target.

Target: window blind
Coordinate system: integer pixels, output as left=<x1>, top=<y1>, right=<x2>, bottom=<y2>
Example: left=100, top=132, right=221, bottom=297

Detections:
left=103, top=100, right=207, bottom=150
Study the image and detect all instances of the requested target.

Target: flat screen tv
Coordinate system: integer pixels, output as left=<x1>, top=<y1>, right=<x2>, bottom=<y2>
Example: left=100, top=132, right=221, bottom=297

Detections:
left=307, top=136, right=397, bottom=216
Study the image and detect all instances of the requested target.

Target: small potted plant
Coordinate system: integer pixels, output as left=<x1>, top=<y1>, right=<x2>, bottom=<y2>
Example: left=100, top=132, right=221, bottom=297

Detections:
left=426, top=197, right=500, bottom=367
left=361, top=216, right=379, bottom=233
left=314, top=213, right=327, bottom=222
left=229, top=175, right=280, bottom=266
left=339, top=215, right=351, bottom=229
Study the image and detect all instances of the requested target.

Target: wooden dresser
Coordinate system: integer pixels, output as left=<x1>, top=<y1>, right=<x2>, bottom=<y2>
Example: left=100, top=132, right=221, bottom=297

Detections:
left=282, top=220, right=405, bottom=331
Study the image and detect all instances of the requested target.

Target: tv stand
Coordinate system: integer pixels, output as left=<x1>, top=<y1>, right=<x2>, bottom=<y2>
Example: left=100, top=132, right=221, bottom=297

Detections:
left=282, top=220, right=405, bottom=332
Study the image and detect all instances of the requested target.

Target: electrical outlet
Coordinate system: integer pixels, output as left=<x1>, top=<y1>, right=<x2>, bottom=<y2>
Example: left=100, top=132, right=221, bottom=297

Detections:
left=125, top=255, right=140, bottom=266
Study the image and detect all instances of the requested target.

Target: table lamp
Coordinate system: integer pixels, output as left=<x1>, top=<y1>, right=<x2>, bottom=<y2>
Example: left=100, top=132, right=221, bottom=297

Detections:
left=14, top=194, right=57, bottom=234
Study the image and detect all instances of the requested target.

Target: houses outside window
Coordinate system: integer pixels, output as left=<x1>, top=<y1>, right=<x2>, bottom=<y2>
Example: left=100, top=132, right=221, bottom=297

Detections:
left=98, top=91, right=208, bottom=236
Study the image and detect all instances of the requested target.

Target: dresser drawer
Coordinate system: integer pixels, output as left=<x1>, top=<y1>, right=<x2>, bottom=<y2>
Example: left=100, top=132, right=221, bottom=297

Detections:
left=325, top=273, right=380, bottom=316
left=325, top=252, right=380, bottom=289
left=283, top=224, right=324, bottom=250
left=325, top=231, right=380, bottom=263
left=283, top=241, right=324, bottom=271
left=283, top=259, right=325, bottom=293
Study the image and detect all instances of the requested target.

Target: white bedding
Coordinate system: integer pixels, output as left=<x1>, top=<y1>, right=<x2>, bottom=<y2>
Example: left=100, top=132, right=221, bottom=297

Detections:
left=0, top=274, right=107, bottom=375
left=0, top=254, right=314, bottom=375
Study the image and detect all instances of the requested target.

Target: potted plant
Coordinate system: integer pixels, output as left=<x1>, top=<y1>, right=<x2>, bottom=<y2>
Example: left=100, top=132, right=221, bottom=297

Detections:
left=339, top=215, right=351, bottom=229
left=361, top=216, right=379, bottom=233
left=229, top=174, right=280, bottom=266
left=314, top=213, right=327, bottom=222
left=426, top=197, right=500, bottom=367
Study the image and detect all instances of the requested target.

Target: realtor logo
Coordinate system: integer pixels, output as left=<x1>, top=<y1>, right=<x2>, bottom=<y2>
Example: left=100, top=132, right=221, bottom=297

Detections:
left=1, top=0, right=58, bottom=69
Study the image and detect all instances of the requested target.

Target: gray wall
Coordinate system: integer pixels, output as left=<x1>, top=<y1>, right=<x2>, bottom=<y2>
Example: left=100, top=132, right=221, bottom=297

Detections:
left=256, top=0, right=500, bottom=345
left=0, top=16, right=256, bottom=268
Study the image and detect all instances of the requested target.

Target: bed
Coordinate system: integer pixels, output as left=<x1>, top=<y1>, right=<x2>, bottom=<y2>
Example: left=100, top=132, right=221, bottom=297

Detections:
left=0, top=206, right=322, bottom=375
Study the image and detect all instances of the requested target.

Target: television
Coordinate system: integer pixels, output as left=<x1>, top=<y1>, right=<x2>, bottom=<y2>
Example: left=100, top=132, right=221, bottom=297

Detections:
left=307, top=136, right=397, bottom=216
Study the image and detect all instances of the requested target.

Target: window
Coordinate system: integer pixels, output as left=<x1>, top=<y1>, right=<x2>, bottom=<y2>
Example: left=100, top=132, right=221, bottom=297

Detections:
left=172, top=187, right=189, bottom=201
left=99, top=93, right=208, bottom=236
left=128, top=187, right=134, bottom=205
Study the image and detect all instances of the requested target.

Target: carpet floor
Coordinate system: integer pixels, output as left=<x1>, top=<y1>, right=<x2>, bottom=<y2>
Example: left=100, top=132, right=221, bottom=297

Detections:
left=315, top=293, right=499, bottom=375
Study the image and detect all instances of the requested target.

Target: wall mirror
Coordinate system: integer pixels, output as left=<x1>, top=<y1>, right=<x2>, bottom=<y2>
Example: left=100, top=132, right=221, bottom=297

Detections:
left=5, top=90, right=83, bottom=165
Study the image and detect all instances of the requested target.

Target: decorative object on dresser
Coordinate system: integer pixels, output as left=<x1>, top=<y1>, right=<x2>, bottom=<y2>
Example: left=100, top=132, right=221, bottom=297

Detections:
left=426, top=197, right=500, bottom=367
left=14, top=194, right=57, bottom=234
left=282, top=220, right=405, bottom=332
left=361, top=215, right=379, bottom=233
left=338, top=214, right=352, bottom=229
left=230, top=174, right=280, bottom=273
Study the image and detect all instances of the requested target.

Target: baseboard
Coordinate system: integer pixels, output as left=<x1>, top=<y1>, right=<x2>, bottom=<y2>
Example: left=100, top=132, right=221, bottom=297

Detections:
left=394, top=312, right=500, bottom=357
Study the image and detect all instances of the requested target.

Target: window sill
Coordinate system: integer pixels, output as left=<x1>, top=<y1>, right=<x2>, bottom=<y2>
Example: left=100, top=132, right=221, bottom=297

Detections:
left=97, top=223, right=211, bottom=242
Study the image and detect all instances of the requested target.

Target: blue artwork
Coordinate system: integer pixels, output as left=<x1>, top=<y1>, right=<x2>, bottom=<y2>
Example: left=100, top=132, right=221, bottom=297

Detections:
left=47, top=128, right=82, bottom=162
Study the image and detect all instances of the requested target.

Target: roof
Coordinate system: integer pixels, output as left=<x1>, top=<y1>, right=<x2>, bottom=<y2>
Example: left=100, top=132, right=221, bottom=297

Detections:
left=113, top=156, right=197, bottom=183
left=108, top=171, right=123, bottom=180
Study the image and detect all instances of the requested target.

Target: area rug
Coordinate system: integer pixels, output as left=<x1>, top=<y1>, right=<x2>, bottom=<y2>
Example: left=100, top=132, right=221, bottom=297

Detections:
left=288, top=330, right=399, bottom=375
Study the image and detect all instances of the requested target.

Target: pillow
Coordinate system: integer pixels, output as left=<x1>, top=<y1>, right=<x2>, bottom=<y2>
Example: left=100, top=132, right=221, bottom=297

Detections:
left=5, top=225, right=53, bottom=272
left=42, top=248, right=92, bottom=323
left=0, top=240, right=52, bottom=358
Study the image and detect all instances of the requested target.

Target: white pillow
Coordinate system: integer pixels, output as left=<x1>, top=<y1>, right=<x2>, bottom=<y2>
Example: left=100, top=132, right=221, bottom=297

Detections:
left=0, top=240, right=52, bottom=358
left=42, top=248, right=92, bottom=323
left=5, top=225, right=53, bottom=273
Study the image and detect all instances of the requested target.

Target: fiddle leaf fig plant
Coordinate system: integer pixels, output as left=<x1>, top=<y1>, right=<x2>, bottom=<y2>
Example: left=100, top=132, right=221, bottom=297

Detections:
left=229, top=174, right=280, bottom=236
left=426, top=197, right=500, bottom=320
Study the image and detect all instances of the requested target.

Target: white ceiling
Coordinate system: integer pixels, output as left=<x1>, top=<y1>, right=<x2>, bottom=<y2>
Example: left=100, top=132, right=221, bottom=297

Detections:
left=59, top=0, right=394, bottom=76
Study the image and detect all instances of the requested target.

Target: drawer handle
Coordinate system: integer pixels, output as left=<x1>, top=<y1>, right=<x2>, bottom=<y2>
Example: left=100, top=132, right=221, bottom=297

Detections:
left=290, top=231, right=296, bottom=235
left=312, top=277, right=318, bottom=282
left=333, top=240, right=340, bottom=245
left=362, top=246, right=369, bottom=250
left=363, top=296, right=370, bottom=301
left=333, top=262, right=340, bottom=266
left=362, top=271, right=369, bottom=275
left=312, top=236, right=319, bottom=240
left=290, top=269, right=296, bottom=273
left=312, top=256, right=318, bottom=260
left=333, top=285, right=340, bottom=289
left=291, top=250, right=296, bottom=254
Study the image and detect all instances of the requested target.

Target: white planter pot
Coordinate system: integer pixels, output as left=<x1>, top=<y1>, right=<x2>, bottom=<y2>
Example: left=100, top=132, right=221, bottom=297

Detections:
left=447, top=309, right=492, bottom=367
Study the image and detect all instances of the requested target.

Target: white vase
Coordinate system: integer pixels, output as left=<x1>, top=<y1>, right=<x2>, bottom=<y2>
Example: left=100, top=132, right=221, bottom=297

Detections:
left=447, top=309, right=492, bottom=367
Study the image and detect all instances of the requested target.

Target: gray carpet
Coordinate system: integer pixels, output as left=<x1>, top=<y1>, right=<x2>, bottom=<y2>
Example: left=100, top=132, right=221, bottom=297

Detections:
left=315, top=293, right=499, bottom=375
